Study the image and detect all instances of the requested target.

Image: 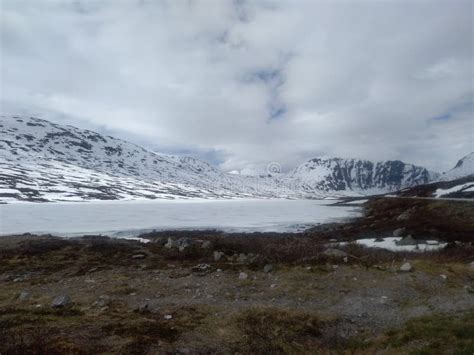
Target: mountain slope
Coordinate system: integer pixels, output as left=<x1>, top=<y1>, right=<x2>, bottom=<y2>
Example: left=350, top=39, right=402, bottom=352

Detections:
left=0, top=115, right=301, bottom=202
left=439, top=152, right=474, bottom=181
left=284, top=157, right=437, bottom=193
left=0, top=115, right=446, bottom=203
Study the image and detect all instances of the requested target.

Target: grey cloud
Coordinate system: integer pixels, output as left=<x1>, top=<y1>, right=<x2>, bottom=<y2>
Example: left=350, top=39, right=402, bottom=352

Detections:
left=1, top=0, right=472, bottom=173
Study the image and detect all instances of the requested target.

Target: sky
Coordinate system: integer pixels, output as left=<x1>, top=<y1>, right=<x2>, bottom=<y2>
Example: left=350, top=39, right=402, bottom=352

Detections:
left=0, top=0, right=473, bottom=173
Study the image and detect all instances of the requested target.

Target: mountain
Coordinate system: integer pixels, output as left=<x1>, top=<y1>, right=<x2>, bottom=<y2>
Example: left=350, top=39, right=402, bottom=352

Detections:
left=0, top=115, right=302, bottom=202
left=285, top=157, right=438, bottom=194
left=0, top=115, right=444, bottom=203
left=439, top=152, right=474, bottom=181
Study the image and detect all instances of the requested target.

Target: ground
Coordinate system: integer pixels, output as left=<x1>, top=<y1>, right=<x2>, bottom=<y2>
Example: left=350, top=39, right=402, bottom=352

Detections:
left=0, top=198, right=473, bottom=354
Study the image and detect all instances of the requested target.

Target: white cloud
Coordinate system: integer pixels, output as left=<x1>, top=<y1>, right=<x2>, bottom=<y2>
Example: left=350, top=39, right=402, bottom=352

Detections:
left=1, top=0, right=472, bottom=173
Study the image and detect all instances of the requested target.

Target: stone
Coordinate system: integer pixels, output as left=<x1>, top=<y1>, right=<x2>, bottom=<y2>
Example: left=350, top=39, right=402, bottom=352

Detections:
left=397, top=211, right=411, bottom=221
left=237, top=254, right=248, bottom=263
left=238, top=272, right=248, bottom=280
left=192, top=263, right=210, bottom=272
left=201, top=241, right=212, bottom=249
left=135, top=303, right=150, bottom=314
left=374, top=237, right=384, bottom=242
left=343, top=257, right=348, bottom=263
left=51, top=294, right=71, bottom=308
left=18, top=291, right=30, bottom=301
left=399, top=262, right=412, bottom=272
left=322, top=249, right=348, bottom=258
left=469, top=261, right=474, bottom=269
left=213, top=251, right=225, bottom=262
left=440, top=274, right=447, bottom=280
left=396, top=235, right=417, bottom=246
left=132, top=254, right=146, bottom=260
left=263, top=264, right=273, bottom=273
left=164, top=314, right=173, bottom=320
left=93, top=295, right=110, bottom=308
left=393, top=228, right=406, bottom=238
left=165, top=238, right=178, bottom=249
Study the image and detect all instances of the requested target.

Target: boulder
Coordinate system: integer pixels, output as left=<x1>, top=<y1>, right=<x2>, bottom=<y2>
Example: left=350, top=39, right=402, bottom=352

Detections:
left=397, top=210, right=412, bottom=221
left=393, top=228, right=406, bottom=238
left=399, top=262, right=412, bottom=272
left=238, top=272, right=248, bottom=280
left=396, top=235, right=417, bottom=246
left=18, top=291, right=30, bottom=301
left=93, top=295, right=110, bottom=308
left=201, top=241, right=212, bottom=249
left=263, top=264, right=273, bottom=273
left=237, top=254, right=249, bottom=263
left=51, top=294, right=71, bottom=308
left=192, top=263, right=210, bottom=272
left=165, top=238, right=178, bottom=249
left=213, top=251, right=224, bottom=262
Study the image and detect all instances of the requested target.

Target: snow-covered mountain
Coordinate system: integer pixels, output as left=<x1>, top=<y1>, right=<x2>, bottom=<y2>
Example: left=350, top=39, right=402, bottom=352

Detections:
left=285, top=157, right=438, bottom=194
left=0, top=115, right=455, bottom=203
left=0, top=115, right=300, bottom=202
left=439, top=152, right=474, bottom=181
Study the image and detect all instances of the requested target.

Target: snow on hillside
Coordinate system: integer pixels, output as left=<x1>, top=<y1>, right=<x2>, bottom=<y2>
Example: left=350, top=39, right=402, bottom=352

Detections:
left=0, top=115, right=307, bottom=202
left=0, top=115, right=451, bottom=203
left=284, top=157, right=436, bottom=193
left=439, top=152, right=474, bottom=181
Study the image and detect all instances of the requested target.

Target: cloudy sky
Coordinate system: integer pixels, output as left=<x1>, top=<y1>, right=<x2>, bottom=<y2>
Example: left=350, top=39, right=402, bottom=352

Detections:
left=1, top=0, right=472, bottom=173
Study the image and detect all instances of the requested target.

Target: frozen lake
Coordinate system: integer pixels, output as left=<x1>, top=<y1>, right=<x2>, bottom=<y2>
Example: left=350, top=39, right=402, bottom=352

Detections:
left=0, top=199, right=360, bottom=236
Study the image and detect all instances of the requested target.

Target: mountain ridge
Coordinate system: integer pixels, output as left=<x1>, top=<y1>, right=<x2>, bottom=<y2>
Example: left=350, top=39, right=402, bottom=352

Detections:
left=0, top=115, right=470, bottom=203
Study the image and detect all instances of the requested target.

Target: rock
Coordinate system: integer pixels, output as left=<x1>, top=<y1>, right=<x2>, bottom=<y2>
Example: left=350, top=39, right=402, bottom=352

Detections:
left=343, top=257, right=348, bottom=263
left=164, top=314, right=173, bottom=320
left=201, top=241, right=212, bottom=249
left=469, top=261, right=474, bottom=269
left=135, top=303, right=150, bottom=314
left=238, top=272, right=248, bottom=280
left=213, top=251, right=224, bottom=262
left=18, top=291, right=30, bottom=301
left=192, top=263, right=210, bottom=272
left=51, top=294, right=71, bottom=308
left=397, top=211, right=411, bottom=221
left=399, top=262, right=412, bottom=272
left=237, top=254, right=250, bottom=263
left=132, top=254, right=146, bottom=260
left=440, top=274, right=447, bottom=280
left=374, top=237, right=384, bottom=242
left=165, top=238, right=178, bottom=249
left=263, top=264, right=273, bottom=273
left=393, top=228, right=406, bottom=238
left=396, top=235, right=417, bottom=246
left=322, top=249, right=348, bottom=258
left=93, top=295, right=110, bottom=308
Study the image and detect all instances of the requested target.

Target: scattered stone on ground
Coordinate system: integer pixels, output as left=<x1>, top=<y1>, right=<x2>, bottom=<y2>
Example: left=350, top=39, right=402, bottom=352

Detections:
left=396, top=235, right=417, bottom=246
left=239, top=272, right=248, bottom=280
left=393, top=227, right=406, bottom=237
left=213, top=251, right=224, bottom=262
left=18, top=291, right=30, bottom=301
left=51, top=294, right=71, bottom=308
left=399, top=262, right=413, bottom=272
left=263, top=264, right=273, bottom=273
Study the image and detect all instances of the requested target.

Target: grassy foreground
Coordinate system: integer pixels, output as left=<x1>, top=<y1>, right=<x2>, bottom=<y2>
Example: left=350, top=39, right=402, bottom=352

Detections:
left=0, top=198, right=473, bottom=354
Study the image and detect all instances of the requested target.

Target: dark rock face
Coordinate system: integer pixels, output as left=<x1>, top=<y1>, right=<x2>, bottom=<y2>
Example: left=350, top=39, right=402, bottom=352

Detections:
left=289, top=158, right=437, bottom=192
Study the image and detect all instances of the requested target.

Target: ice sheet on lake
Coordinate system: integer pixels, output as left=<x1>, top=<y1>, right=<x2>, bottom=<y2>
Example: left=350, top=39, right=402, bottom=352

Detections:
left=0, top=199, right=360, bottom=236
